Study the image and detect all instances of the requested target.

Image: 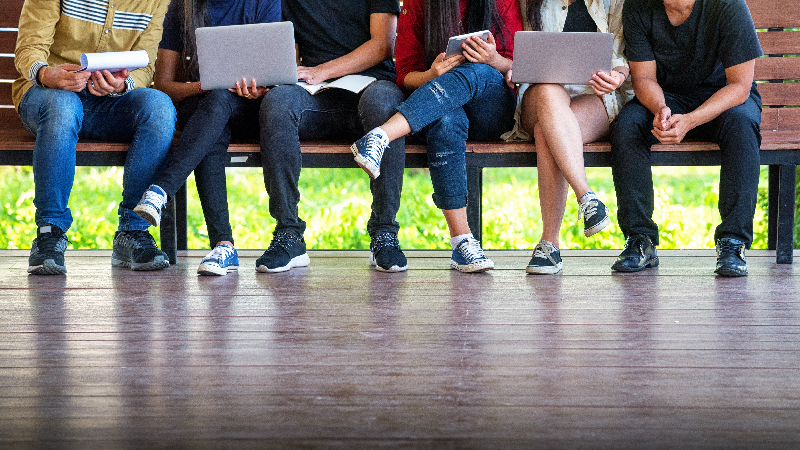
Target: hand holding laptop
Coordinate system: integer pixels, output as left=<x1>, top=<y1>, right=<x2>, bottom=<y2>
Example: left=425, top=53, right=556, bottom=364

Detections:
left=230, top=77, right=269, bottom=99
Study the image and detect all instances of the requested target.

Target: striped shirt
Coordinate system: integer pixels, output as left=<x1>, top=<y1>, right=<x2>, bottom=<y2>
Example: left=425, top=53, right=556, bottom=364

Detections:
left=13, top=0, right=170, bottom=109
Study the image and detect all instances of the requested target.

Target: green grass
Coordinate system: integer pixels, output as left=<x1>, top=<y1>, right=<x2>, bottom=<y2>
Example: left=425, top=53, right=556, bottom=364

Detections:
left=0, top=165, right=786, bottom=251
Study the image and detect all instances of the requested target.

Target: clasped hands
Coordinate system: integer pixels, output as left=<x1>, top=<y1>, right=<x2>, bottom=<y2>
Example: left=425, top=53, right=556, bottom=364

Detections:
left=652, top=105, right=693, bottom=144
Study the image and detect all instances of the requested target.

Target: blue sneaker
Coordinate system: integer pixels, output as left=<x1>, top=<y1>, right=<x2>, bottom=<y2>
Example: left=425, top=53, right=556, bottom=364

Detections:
left=450, top=237, right=494, bottom=273
left=197, top=243, right=239, bottom=276
left=351, top=128, right=389, bottom=179
left=133, top=184, right=168, bottom=227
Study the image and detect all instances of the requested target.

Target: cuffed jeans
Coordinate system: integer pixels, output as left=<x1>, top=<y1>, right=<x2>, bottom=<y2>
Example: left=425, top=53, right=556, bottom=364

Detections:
left=154, top=90, right=260, bottom=248
left=396, top=63, right=516, bottom=210
left=18, top=86, right=176, bottom=232
left=609, top=91, right=762, bottom=247
left=259, top=80, right=405, bottom=238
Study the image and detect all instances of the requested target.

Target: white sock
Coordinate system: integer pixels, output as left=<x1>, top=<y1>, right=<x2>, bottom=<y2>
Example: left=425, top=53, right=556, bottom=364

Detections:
left=450, top=233, right=473, bottom=249
left=370, top=127, right=389, bottom=142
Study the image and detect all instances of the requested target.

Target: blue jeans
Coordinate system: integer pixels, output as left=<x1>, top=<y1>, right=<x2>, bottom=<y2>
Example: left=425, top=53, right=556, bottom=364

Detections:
left=610, top=91, right=762, bottom=247
left=154, top=90, right=260, bottom=248
left=396, top=63, right=516, bottom=210
left=259, top=80, right=406, bottom=238
left=19, top=86, right=176, bottom=232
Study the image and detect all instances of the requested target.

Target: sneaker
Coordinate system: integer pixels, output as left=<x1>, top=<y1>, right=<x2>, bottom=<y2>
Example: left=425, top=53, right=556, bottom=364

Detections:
left=197, top=243, right=239, bottom=276
left=28, top=224, right=68, bottom=275
left=715, top=238, right=747, bottom=277
left=133, top=184, right=168, bottom=227
left=111, top=230, right=170, bottom=271
left=351, top=128, right=389, bottom=179
left=526, top=240, right=563, bottom=275
left=256, top=231, right=310, bottom=273
left=450, top=237, right=494, bottom=273
left=369, top=232, right=408, bottom=272
left=611, top=234, right=659, bottom=272
left=578, top=192, right=611, bottom=237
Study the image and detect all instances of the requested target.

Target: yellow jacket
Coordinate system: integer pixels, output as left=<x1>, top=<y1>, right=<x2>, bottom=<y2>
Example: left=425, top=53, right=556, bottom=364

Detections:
left=13, top=0, right=170, bottom=110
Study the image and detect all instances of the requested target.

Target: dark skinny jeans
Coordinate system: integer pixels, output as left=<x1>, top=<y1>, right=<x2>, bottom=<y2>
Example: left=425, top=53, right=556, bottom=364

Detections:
left=155, top=89, right=260, bottom=248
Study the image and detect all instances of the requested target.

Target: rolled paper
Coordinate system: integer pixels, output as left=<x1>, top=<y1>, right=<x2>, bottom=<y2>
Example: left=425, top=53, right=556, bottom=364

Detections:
left=79, top=50, right=149, bottom=72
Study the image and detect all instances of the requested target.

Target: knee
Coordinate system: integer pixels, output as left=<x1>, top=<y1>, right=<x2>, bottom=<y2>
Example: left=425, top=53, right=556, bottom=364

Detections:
left=130, top=89, right=177, bottom=135
left=36, top=90, right=83, bottom=131
left=717, top=105, right=760, bottom=139
left=201, top=89, right=237, bottom=112
left=609, top=103, right=650, bottom=144
left=359, top=80, right=404, bottom=122
left=260, top=85, right=303, bottom=124
left=426, top=109, right=468, bottom=140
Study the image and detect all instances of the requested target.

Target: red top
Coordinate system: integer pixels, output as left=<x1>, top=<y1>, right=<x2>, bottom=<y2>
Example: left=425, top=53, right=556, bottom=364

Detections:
left=395, top=0, right=523, bottom=91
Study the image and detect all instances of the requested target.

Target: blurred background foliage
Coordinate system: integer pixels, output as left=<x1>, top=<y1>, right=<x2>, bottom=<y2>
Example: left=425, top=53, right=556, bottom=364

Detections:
left=0, top=165, right=790, bottom=251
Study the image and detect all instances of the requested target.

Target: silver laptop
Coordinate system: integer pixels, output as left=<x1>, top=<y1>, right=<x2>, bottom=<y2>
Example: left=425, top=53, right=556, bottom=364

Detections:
left=196, top=22, right=298, bottom=90
left=511, top=31, right=613, bottom=85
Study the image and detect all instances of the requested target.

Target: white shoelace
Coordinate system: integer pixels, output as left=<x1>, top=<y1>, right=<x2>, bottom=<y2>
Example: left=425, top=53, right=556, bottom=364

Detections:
left=578, top=196, right=598, bottom=221
left=142, top=189, right=167, bottom=209
left=207, top=245, right=234, bottom=261
left=459, top=238, right=486, bottom=261
left=363, top=133, right=387, bottom=163
left=533, top=241, right=558, bottom=265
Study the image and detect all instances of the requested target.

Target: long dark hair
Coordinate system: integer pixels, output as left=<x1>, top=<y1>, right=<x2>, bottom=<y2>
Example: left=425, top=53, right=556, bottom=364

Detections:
left=181, top=0, right=209, bottom=81
left=526, top=0, right=545, bottom=31
left=422, top=0, right=509, bottom=67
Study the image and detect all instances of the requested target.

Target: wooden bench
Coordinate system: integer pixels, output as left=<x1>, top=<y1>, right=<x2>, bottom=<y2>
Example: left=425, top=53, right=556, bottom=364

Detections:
left=2, top=0, right=799, bottom=264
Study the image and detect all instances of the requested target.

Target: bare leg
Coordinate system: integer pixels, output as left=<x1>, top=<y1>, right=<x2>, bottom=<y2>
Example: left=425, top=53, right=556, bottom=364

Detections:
left=379, top=113, right=413, bottom=141
left=442, top=208, right=472, bottom=237
left=520, top=85, right=611, bottom=246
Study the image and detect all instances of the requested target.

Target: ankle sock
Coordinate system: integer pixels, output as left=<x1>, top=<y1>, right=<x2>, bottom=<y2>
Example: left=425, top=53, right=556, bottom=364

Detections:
left=450, top=233, right=473, bottom=249
left=369, top=127, right=389, bottom=142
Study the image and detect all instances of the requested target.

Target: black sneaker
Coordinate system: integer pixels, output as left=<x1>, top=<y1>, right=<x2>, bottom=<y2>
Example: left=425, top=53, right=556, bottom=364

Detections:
left=715, top=238, right=747, bottom=277
left=578, top=192, right=611, bottom=237
left=256, top=231, right=310, bottom=273
left=526, top=240, right=562, bottom=274
left=369, top=232, right=408, bottom=272
left=611, top=234, right=659, bottom=272
left=111, top=230, right=170, bottom=271
left=28, top=224, right=68, bottom=275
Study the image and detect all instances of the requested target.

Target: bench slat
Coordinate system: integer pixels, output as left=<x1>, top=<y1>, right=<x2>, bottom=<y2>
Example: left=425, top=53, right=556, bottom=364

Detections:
left=759, top=83, right=800, bottom=107
left=750, top=0, right=800, bottom=29
left=0, top=0, right=23, bottom=28
left=755, top=57, right=800, bottom=81
left=0, top=57, right=17, bottom=81
left=0, top=31, right=16, bottom=54
left=762, top=108, right=800, bottom=132
left=758, top=31, right=800, bottom=55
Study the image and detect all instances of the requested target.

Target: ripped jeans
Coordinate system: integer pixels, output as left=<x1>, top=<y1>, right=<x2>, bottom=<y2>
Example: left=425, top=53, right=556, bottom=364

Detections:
left=396, top=63, right=516, bottom=210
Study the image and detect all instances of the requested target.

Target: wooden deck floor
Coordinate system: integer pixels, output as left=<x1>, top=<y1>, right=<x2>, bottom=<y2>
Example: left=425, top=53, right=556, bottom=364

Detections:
left=1, top=249, right=800, bottom=449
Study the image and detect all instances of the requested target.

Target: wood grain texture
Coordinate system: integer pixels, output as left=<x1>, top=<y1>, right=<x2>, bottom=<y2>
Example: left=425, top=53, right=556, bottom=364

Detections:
left=755, top=57, right=800, bottom=81
left=0, top=56, right=17, bottom=81
left=762, top=108, right=800, bottom=132
left=0, top=31, right=16, bottom=54
left=749, top=0, right=800, bottom=29
left=0, top=0, right=23, bottom=28
left=0, top=250, right=799, bottom=448
left=758, top=82, right=800, bottom=107
left=759, top=31, right=800, bottom=55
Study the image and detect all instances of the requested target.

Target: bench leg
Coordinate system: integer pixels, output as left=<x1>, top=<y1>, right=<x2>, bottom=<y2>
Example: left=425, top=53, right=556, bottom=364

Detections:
left=467, top=166, right=483, bottom=244
left=776, top=164, right=796, bottom=264
left=160, top=197, right=178, bottom=265
left=176, top=183, right=188, bottom=252
left=767, top=165, right=780, bottom=250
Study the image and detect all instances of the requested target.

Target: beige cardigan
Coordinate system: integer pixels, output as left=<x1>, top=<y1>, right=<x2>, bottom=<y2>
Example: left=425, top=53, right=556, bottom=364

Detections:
left=502, top=0, right=634, bottom=141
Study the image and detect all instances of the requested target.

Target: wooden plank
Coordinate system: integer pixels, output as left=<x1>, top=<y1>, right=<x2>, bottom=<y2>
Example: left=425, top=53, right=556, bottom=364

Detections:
left=762, top=107, right=800, bottom=131
left=0, top=56, right=17, bottom=80
left=0, top=31, right=16, bottom=54
left=755, top=57, right=800, bottom=81
left=749, top=0, right=800, bottom=29
left=0, top=82, right=11, bottom=104
left=758, top=82, right=800, bottom=107
left=758, top=31, right=800, bottom=55
left=0, top=0, right=23, bottom=28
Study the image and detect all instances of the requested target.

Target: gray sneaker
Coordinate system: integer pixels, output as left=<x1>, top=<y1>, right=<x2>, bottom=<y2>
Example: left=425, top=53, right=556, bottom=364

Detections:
left=111, top=230, right=169, bottom=271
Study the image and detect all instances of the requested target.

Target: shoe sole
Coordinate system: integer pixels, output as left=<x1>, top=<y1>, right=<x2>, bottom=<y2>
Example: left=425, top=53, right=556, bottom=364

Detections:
left=584, top=214, right=611, bottom=237
left=256, top=253, right=310, bottom=273
left=368, top=252, right=408, bottom=273
left=351, top=144, right=381, bottom=179
left=28, top=259, right=67, bottom=275
left=526, top=263, right=563, bottom=275
left=715, top=267, right=747, bottom=277
left=450, top=259, right=494, bottom=273
left=133, top=204, right=161, bottom=227
left=611, top=256, right=659, bottom=272
left=111, top=256, right=169, bottom=271
left=198, top=262, right=239, bottom=276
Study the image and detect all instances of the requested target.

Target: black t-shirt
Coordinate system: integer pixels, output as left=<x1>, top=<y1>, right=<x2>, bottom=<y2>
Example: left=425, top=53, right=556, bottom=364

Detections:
left=563, top=0, right=597, bottom=33
left=622, top=0, right=762, bottom=97
left=282, top=0, right=400, bottom=82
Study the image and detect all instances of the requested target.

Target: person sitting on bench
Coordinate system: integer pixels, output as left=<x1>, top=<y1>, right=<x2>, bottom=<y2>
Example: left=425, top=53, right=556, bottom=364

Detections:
left=15, top=0, right=175, bottom=275
left=609, top=0, right=762, bottom=277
